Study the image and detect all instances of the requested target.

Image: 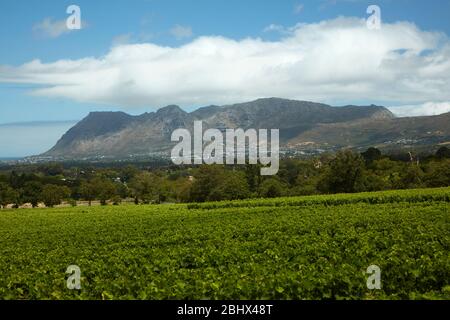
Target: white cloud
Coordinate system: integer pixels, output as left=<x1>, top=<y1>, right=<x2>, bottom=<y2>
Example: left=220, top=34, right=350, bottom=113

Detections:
left=320, top=0, right=360, bottom=9
left=33, top=18, right=70, bottom=38
left=170, top=25, right=193, bottom=40
left=112, top=33, right=134, bottom=46
left=388, top=102, right=450, bottom=117
left=111, top=33, right=156, bottom=47
left=263, top=24, right=286, bottom=33
left=32, top=17, right=86, bottom=38
left=294, top=3, right=304, bottom=14
left=1, top=17, right=450, bottom=111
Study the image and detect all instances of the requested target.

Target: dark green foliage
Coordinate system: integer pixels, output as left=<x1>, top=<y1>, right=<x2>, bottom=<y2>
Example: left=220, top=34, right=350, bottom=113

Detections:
left=129, top=172, right=165, bottom=204
left=0, top=182, right=18, bottom=208
left=436, top=146, right=450, bottom=159
left=41, top=184, right=71, bottom=208
left=188, top=165, right=226, bottom=202
left=399, top=165, right=424, bottom=189
left=424, top=161, right=450, bottom=187
left=111, top=195, right=122, bottom=206
left=318, top=150, right=366, bottom=193
left=92, top=178, right=117, bottom=206
left=258, top=178, right=286, bottom=198
left=0, top=151, right=449, bottom=207
left=38, top=163, right=64, bottom=176
left=361, top=147, right=382, bottom=164
left=208, top=171, right=250, bottom=201
left=21, top=181, right=43, bottom=208
left=79, top=180, right=97, bottom=206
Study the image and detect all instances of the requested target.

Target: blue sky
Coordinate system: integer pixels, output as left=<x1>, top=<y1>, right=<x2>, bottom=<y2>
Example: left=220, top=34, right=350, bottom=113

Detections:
left=0, top=0, right=450, bottom=156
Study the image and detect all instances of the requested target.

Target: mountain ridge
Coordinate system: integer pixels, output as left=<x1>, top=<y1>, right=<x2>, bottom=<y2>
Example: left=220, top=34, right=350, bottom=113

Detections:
left=43, top=98, right=449, bottom=158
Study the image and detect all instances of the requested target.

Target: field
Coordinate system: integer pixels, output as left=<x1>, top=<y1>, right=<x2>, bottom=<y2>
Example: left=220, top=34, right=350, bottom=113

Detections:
left=0, top=188, right=449, bottom=300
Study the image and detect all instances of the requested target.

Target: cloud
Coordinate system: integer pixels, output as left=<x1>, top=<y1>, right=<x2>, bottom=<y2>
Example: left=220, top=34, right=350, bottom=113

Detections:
left=320, top=0, right=360, bottom=9
left=294, top=3, right=304, bottom=14
left=170, top=25, right=193, bottom=40
left=388, top=102, right=450, bottom=117
left=1, top=17, right=450, bottom=112
left=112, top=33, right=134, bottom=46
left=33, top=18, right=71, bottom=38
left=263, top=24, right=286, bottom=33
left=111, top=33, right=155, bottom=47
left=263, top=23, right=299, bottom=35
left=32, top=17, right=86, bottom=38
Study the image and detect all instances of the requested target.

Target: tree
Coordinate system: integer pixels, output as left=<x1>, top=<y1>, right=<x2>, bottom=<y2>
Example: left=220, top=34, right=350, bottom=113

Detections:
left=93, top=178, right=117, bottom=205
left=398, top=164, right=424, bottom=189
left=436, top=146, right=450, bottom=159
left=129, top=172, right=163, bottom=204
left=361, top=147, right=382, bottom=165
left=369, top=158, right=404, bottom=189
left=120, top=165, right=139, bottom=183
left=111, top=195, right=122, bottom=206
left=0, top=182, right=18, bottom=209
left=164, top=177, right=192, bottom=203
left=245, top=164, right=262, bottom=193
left=21, top=181, right=43, bottom=208
left=423, top=160, right=450, bottom=187
left=292, top=161, right=322, bottom=196
left=318, top=150, right=366, bottom=193
left=360, top=172, right=389, bottom=191
left=278, top=159, right=302, bottom=186
left=41, top=184, right=71, bottom=208
left=79, top=180, right=97, bottom=206
left=9, top=171, right=22, bottom=189
left=258, top=178, right=286, bottom=198
left=39, top=163, right=64, bottom=176
left=208, top=172, right=250, bottom=201
left=188, top=165, right=226, bottom=202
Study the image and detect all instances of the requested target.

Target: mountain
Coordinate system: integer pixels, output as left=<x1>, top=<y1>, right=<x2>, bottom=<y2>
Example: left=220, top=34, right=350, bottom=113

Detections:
left=43, top=98, right=450, bottom=158
left=287, top=112, right=450, bottom=151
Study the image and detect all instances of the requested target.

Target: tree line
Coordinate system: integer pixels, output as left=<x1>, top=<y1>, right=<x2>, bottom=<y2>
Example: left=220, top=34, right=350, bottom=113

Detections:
left=0, top=147, right=449, bottom=208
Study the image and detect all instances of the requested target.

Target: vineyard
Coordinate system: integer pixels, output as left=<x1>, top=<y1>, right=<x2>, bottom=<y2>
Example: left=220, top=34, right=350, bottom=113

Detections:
left=0, top=187, right=449, bottom=300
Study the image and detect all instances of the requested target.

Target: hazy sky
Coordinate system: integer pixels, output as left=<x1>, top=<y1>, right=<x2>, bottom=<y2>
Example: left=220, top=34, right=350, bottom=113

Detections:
left=0, top=121, right=76, bottom=157
left=0, top=0, right=449, bottom=156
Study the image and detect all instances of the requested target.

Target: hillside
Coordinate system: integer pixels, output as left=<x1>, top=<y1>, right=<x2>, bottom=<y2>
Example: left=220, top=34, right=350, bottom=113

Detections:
left=43, top=98, right=449, bottom=158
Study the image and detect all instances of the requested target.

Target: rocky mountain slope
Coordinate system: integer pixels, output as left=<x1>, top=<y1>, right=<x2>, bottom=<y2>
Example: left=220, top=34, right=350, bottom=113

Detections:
left=43, top=98, right=449, bottom=158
